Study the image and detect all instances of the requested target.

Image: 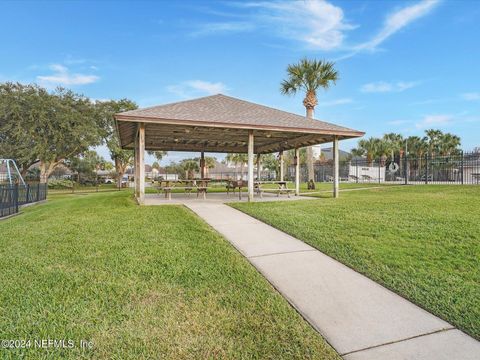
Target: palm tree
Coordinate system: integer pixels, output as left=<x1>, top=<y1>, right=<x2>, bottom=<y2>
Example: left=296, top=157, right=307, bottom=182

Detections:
left=281, top=58, right=339, bottom=182
left=383, top=133, right=403, bottom=161
left=357, top=137, right=381, bottom=166
left=225, top=153, right=248, bottom=178
left=181, top=159, right=199, bottom=179
left=423, top=129, right=443, bottom=156
left=194, top=156, right=217, bottom=177
left=438, top=133, right=461, bottom=156
left=406, top=136, right=427, bottom=158
left=350, top=147, right=366, bottom=158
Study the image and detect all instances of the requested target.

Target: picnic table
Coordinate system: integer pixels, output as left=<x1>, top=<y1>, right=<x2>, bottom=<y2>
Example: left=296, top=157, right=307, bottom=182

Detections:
left=226, top=180, right=247, bottom=200
left=157, top=179, right=210, bottom=200
left=254, top=181, right=294, bottom=198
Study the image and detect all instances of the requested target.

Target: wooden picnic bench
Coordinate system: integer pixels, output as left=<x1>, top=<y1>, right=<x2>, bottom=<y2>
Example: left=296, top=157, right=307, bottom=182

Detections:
left=226, top=180, right=247, bottom=200
left=255, top=181, right=294, bottom=198
left=157, top=179, right=210, bottom=200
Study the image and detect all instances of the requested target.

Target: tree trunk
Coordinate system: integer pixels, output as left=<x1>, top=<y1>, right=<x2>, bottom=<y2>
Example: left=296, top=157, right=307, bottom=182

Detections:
left=115, top=158, right=125, bottom=189
left=305, top=106, right=315, bottom=182
left=39, top=160, right=59, bottom=183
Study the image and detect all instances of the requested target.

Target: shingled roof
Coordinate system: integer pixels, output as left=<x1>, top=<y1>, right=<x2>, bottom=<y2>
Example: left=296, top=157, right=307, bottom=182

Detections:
left=116, top=94, right=362, bottom=135
left=115, top=94, right=364, bottom=153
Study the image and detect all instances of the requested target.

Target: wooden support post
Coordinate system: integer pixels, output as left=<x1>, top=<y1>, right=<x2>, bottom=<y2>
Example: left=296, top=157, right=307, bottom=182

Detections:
left=333, top=136, right=339, bottom=198
left=137, top=123, right=145, bottom=204
left=134, top=136, right=139, bottom=198
left=200, top=151, right=205, bottom=179
left=279, top=151, right=284, bottom=181
left=295, top=148, right=300, bottom=196
left=256, top=153, right=261, bottom=181
left=248, top=130, right=254, bottom=202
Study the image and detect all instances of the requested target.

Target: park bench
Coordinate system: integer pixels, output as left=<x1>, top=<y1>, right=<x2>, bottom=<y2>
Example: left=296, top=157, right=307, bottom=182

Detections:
left=256, top=181, right=294, bottom=198
left=157, top=179, right=210, bottom=200
left=361, top=174, right=374, bottom=182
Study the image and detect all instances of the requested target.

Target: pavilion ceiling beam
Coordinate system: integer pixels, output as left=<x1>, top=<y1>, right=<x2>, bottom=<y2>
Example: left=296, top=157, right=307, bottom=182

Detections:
left=255, top=134, right=324, bottom=153
left=144, top=144, right=247, bottom=153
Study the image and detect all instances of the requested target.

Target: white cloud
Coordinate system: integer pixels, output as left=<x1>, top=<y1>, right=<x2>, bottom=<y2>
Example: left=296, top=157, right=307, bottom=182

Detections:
left=361, top=81, right=419, bottom=93
left=37, top=64, right=99, bottom=87
left=193, top=0, right=437, bottom=54
left=240, top=0, right=355, bottom=50
left=356, top=0, right=440, bottom=51
left=190, top=22, right=255, bottom=36
left=461, top=92, right=480, bottom=101
left=318, top=98, right=353, bottom=106
left=167, top=80, right=228, bottom=98
left=416, top=114, right=452, bottom=128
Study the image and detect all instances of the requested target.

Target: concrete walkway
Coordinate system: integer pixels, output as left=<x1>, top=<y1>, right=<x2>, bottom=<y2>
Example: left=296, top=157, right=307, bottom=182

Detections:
left=183, top=201, right=480, bottom=359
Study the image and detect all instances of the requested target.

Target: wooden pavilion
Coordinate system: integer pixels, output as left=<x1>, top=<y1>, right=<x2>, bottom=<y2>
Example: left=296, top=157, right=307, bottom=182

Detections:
left=115, top=94, right=364, bottom=203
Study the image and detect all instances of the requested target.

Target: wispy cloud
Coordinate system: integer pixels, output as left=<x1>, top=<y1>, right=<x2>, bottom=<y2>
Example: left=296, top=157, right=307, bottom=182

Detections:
left=37, top=64, right=99, bottom=87
left=318, top=98, right=354, bottom=106
left=356, top=0, right=440, bottom=51
left=461, top=92, right=480, bottom=101
left=190, top=21, right=255, bottom=37
left=167, top=80, right=228, bottom=98
left=234, top=0, right=355, bottom=50
left=361, top=81, right=420, bottom=93
left=191, top=0, right=438, bottom=55
left=415, top=114, right=452, bottom=128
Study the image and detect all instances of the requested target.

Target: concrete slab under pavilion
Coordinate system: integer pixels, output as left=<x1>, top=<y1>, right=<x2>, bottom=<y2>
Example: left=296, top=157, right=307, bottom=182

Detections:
left=115, top=94, right=364, bottom=204
left=143, top=191, right=318, bottom=206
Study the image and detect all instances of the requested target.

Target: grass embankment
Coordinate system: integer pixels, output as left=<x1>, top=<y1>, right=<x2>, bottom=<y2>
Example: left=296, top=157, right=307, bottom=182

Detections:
left=0, top=191, right=338, bottom=359
left=232, top=186, right=480, bottom=339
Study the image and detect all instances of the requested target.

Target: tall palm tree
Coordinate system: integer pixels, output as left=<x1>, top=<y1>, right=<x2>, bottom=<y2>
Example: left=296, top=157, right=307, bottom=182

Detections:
left=383, top=133, right=403, bottom=161
left=357, top=137, right=380, bottom=166
left=438, top=133, right=461, bottom=156
left=405, top=136, right=428, bottom=172
left=350, top=147, right=366, bottom=158
left=225, top=153, right=248, bottom=178
left=281, top=58, right=339, bottom=182
left=406, top=136, right=427, bottom=157
left=181, top=159, right=199, bottom=179
left=423, top=129, right=443, bottom=156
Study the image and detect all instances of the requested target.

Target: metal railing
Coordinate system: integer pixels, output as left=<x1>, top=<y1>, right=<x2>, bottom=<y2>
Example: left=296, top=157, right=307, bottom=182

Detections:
left=0, top=183, right=48, bottom=218
left=287, top=151, right=480, bottom=185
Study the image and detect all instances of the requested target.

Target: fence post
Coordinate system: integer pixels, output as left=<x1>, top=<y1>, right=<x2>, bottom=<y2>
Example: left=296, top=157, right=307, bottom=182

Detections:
left=37, top=183, right=40, bottom=202
left=355, top=159, right=359, bottom=183
left=14, top=184, right=19, bottom=214
left=425, top=154, right=429, bottom=184
left=378, top=160, right=381, bottom=184
left=461, top=151, right=464, bottom=185
left=404, top=154, right=408, bottom=185
left=26, top=183, right=30, bottom=203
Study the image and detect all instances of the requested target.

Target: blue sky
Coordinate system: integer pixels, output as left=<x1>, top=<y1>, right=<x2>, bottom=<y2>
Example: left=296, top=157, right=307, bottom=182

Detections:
left=1, top=0, right=479, bottom=165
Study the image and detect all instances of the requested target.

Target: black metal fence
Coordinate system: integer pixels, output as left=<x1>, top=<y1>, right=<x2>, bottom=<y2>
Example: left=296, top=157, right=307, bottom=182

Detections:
left=285, top=151, right=480, bottom=185
left=0, top=183, right=48, bottom=218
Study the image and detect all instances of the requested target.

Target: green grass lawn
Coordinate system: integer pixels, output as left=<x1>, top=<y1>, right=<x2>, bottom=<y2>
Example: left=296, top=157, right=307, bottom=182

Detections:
left=0, top=192, right=338, bottom=359
left=231, top=185, right=480, bottom=340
